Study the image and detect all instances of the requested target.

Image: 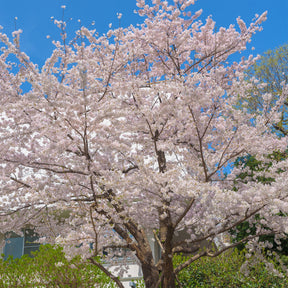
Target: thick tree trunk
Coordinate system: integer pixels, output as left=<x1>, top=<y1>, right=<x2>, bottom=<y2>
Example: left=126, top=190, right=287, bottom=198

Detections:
left=142, top=261, right=160, bottom=288
left=162, top=256, right=176, bottom=288
left=135, top=230, right=161, bottom=288
left=160, top=217, right=176, bottom=288
left=161, top=229, right=176, bottom=288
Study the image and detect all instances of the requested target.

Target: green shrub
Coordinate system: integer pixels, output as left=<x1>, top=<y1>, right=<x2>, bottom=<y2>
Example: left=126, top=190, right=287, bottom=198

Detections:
left=0, top=244, right=114, bottom=288
left=2, top=245, right=287, bottom=287
left=174, top=249, right=288, bottom=288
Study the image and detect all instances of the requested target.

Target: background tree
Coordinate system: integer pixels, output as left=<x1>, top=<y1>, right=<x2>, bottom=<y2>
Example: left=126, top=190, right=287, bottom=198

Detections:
left=242, top=43, right=288, bottom=136
left=0, top=1, right=288, bottom=288
left=231, top=44, right=288, bottom=255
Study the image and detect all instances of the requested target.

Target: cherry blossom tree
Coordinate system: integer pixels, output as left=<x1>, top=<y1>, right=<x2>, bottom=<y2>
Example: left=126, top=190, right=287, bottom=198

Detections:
left=0, top=0, right=288, bottom=287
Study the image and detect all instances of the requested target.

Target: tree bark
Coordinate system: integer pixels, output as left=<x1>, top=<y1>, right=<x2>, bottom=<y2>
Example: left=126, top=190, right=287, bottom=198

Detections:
left=134, top=230, right=160, bottom=288
left=142, top=261, right=160, bottom=288
left=161, top=224, right=176, bottom=288
left=162, top=257, right=176, bottom=288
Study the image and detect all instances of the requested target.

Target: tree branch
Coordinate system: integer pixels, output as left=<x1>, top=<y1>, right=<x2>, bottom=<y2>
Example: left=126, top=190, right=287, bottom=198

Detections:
left=88, top=257, right=125, bottom=288
left=173, top=198, right=195, bottom=229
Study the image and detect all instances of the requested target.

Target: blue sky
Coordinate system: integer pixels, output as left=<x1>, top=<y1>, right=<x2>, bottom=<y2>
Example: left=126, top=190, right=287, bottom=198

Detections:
left=0, top=0, right=287, bottom=67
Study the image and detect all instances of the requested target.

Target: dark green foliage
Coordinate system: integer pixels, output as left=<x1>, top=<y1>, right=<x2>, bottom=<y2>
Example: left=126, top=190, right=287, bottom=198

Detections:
left=231, top=151, right=288, bottom=256
left=174, top=250, right=288, bottom=288
left=0, top=244, right=113, bottom=288
left=233, top=150, right=288, bottom=185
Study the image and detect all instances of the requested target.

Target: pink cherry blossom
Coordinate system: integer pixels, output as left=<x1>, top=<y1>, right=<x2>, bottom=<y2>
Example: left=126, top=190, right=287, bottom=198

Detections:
left=0, top=1, right=287, bottom=287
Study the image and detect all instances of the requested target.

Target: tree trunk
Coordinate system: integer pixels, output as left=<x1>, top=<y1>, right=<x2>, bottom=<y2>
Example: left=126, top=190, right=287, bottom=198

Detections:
left=160, top=220, right=176, bottom=288
left=161, top=236, right=176, bottom=287
left=162, top=257, right=176, bottom=288
left=142, top=261, right=160, bottom=288
left=135, top=231, right=160, bottom=288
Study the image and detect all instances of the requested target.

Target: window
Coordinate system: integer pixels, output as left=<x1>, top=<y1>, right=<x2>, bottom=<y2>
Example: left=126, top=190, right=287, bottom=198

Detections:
left=2, top=228, right=40, bottom=260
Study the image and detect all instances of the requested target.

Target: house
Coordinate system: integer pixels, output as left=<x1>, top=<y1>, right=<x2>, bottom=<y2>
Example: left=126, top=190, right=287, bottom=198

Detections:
left=1, top=228, right=40, bottom=260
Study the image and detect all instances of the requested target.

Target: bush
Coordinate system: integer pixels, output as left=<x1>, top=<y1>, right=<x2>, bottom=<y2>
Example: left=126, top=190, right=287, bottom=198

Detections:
left=0, top=244, right=114, bottom=288
left=174, top=249, right=288, bottom=288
